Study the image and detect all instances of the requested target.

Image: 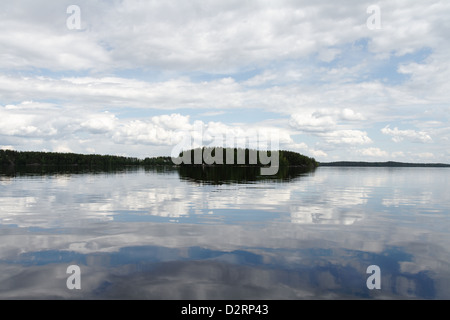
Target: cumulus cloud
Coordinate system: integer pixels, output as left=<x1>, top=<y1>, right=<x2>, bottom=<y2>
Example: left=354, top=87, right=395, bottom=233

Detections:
left=112, top=115, right=192, bottom=147
left=1, top=102, right=301, bottom=157
left=0, top=103, right=60, bottom=138
left=319, top=130, right=373, bottom=145
left=289, top=108, right=372, bottom=147
left=339, top=108, right=365, bottom=121
left=289, top=112, right=336, bottom=133
left=81, top=112, right=118, bottom=134
left=289, top=108, right=366, bottom=133
left=381, top=126, right=432, bottom=143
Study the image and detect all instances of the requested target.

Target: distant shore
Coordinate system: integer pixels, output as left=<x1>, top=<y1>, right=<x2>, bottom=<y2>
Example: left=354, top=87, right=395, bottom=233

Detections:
left=0, top=148, right=318, bottom=169
left=2, top=150, right=449, bottom=170
left=318, top=161, right=450, bottom=167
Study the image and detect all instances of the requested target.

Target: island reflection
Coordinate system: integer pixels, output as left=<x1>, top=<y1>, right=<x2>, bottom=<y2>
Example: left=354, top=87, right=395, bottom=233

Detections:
left=177, top=165, right=316, bottom=185
left=2, top=164, right=316, bottom=185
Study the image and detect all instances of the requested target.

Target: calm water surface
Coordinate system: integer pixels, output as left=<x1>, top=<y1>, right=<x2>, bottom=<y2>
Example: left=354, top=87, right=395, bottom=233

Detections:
left=0, top=166, right=449, bottom=299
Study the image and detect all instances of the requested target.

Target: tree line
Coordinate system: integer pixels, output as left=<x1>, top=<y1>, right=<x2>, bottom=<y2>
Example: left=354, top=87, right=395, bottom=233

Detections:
left=318, top=161, right=450, bottom=167
left=0, top=150, right=140, bottom=169
left=174, top=147, right=318, bottom=168
left=0, top=148, right=317, bottom=170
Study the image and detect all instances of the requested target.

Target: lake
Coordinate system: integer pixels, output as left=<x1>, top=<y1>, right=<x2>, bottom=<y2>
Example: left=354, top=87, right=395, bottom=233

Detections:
left=0, top=166, right=449, bottom=299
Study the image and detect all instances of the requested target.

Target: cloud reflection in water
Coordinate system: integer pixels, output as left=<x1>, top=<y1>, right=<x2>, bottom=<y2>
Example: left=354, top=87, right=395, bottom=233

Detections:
left=0, top=167, right=450, bottom=298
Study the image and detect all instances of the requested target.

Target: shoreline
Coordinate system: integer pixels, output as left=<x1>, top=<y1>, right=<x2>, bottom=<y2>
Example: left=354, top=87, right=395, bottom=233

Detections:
left=318, top=161, right=450, bottom=168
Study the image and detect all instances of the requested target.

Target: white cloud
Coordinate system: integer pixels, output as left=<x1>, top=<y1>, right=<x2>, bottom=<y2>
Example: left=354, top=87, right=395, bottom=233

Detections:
left=80, top=112, right=118, bottom=134
left=318, top=48, right=341, bottom=63
left=309, top=149, right=328, bottom=158
left=289, top=111, right=336, bottom=133
left=151, top=114, right=192, bottom=131
left=91, top=0, right=366, bottom=73
left=367, top=1, right=450, bottom=57
left=358, top=147, right=389, bottom=158
left=391, top=151, right=405, bottom=159
left=339, top=108, right=365, bottom=121
left=319, top=130, right=373, bottom=146
left=279, top=141, right=327, bottom=160
left=1, top=102, right=305, bottom=158
left=417, top=152, right=434, bottom=159
left=5, top=0, right=448, bottom=74
left=53, top=144, right=73, bottom=154
left=381, top=126, right=432, bottom=143
left=0, top=17, right=110, bottom=71
left=0, top=75, right=250, bottom=111
left=0, top=104, right=60, bottom=137
left=113, top=119, right=183, bottom=147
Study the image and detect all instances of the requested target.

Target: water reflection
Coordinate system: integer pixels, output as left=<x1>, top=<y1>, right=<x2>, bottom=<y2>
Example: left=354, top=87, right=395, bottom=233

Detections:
left=0, top=167, right=449, bottom=299
left=178, top=165, right=315, bottom=184
left=0, top=164, right=143, bottom=177
left=0, top=222, right=447, bottom=299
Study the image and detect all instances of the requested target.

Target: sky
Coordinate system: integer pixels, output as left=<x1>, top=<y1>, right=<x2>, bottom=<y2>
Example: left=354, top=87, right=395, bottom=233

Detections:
left=1, top=0, right=449, bottom=163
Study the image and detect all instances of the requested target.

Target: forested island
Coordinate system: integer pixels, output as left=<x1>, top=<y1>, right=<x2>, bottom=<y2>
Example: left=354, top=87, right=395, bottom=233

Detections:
left=173, top=147, right=318, bottom=169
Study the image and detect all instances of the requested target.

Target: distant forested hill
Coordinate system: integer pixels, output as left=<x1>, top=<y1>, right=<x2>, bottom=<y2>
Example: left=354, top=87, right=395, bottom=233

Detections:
left=318, top=161, right=450, bottom=167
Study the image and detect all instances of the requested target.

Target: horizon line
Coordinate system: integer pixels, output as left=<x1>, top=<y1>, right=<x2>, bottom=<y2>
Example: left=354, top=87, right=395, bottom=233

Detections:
left=1, top=149, right=449, bottom=166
